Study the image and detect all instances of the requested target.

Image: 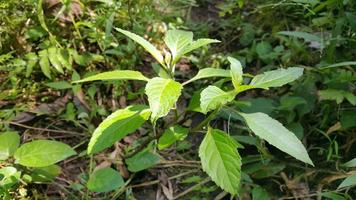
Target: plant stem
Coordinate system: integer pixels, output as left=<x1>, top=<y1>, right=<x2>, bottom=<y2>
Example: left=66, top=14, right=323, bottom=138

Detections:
left=191, top=109, right=219, bottom=133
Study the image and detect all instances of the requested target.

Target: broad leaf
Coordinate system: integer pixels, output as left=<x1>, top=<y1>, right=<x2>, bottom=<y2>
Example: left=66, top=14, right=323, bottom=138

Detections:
left=145, top=77, right=182, bottom=122
left=0, top=131, right=20, bottom=160
left=39, top=49, right=51, bottom=79
left=250, top=67, right=304, bottom=89
left=0, top=166, right=21, bottom=189
left=199, top=128, right=242, bottom=195
left=74, top=70, right=149, bottom=83
left=183, top=68, right=230, bottom=85
left=228, top=57, right=243, bottom=89
left=87, top=105, right=151, bottom=154
left=337, top=174, right=356, bottom=189
left=164, top=30, right=193, bottom=62
left=116, top=28, right=164, bottom=66
left=126, top=150, right=161, bottom=172
left=48, top=47, right=64, bottom=74
left=158, top=125, right=189, bottom=150
left=14, top=140, right=76, bottom=167
left=239, top=112, right=313, bottom=165
left=200, top=86, right=236, bottom=113
left=180, top=38, right=220, bottom=58
left=87, top=167, right=124, bottom=193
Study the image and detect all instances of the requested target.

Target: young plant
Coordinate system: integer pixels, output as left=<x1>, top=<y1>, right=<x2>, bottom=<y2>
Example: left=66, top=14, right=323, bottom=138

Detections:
left=75, top=29, right=313, bottom=195
left=0, top=131, right=76, bottom=198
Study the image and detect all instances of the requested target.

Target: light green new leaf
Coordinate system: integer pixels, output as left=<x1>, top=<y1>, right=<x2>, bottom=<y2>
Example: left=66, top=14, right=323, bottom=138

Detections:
left=48, top=47, right=64, bottom=74
left=200, top=86, right=236, bottom=113
left=183, top=68, right=230, bottom=85
left=239, top=112, right=313, bottom=165
left=180, top=38, right=220, bottom=58
left=116, top=28, right=164, bottom=66
left=87, top=167, right=124, bottom=193
left=158, top=125, right=189, bottom=150
left=199, top=128, right=242, bottom=195
left=145, top=77, right=182, bottom=122
left=74, top=70, right=149, bottom=83
left=39, top=49, right=51, bottom=79
left=337, top=174, right=356, bottom=189
left=88, top=105, right=151, bottom=154
left=344, top=158, right=356, bottom=168
left=164, top=30, right=193, bottom=62
left=228, top=57, right=243, bottom=89
left=0, top=131, right=20, bottom=160
left=250, top=67, right=304, bottom=89
left=14, top=140, right=76, bottom=167
left=126, top=150, right=161, bottom=172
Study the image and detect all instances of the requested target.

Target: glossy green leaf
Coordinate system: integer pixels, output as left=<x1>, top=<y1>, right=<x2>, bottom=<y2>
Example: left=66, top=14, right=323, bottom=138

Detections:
left=338, top=174, right=356, bottom=189
left=48, top=47, right=64, bottom=74
left=0, top=131, right=20, bottom=160
left=158, top=125, right=189, bottom=150
left=126, top=150, right=161, bottom=172
left=183, top=68, right=230, bottom=85
left=14, top=140, right=76, bottom=167
left=228, top=57, right=243, bottom=89
left=250, top=67, right=304, bottom=89
left=145, top=77, right=182, bottom=122
left=164, top=30, right=193, bottom=62
left=74, top=70, right=149, bottom=83
left=38, top=49, right=51, bottom=79
left=116, top=28, right=164, bottom=66
left=88, top=105, right=151, bottom=154
left=200, top=86, right=236, bottom=113
left=239, top=112, right=313, bottom=165
left=199, top=128, right=241, bottom=195
left=87, top=167, right=124, bottom=193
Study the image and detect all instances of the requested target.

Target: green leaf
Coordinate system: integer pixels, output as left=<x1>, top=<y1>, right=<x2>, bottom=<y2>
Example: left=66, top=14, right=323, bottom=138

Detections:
left=74, top=70, right=149, bottom=83
left=57, top=49, right=72, bottom=70
left=14, top=140, right=76, bottom=167
left=239, top=112, right=313, bottom=165
left=344, top=158, right=356, bottom=168
left=319, top=89, right=356, bottom=105
left=278, top=31, right=322, bottom=42
left=199, top=128, right=241, bottom=195
left=116, top=28, right=164, bottom=66
left=126, top=150, right=161, bottom=172
left=250, top=67, right=304, bottom=89
left=45, top=81, right=72, bottom=90
left=252, top=186, right=270, bottom=200
left=31, top=165, right=61, bottom=183
left=200, top=86, right=236, bottom=113
left=145, top=77, right=182, bottom=122
left=337, top=174, right=356, bottom=189
left=183, top=68, right=230, bottom=85
left=0, top=167, right=21, bottom=189
left=87, top=167, right=124, bottom=193
left=321, top=192, right=346, bottom=200
left=25, top=52, right=38, bottom=77
left=228, top=57, right=243, bottom=89
left=48, top=47, right=64, bottom=74
left=180, top=38, right=220, bottom=58
left=164, top=30, right=193, bottom=62
left=158, top=125, right=189, bottom=150
left=88, top=105, right=151, bottom=154
left=38, top=49, right=51, bottom=79
left=0, top=131, right=20, bottom=160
